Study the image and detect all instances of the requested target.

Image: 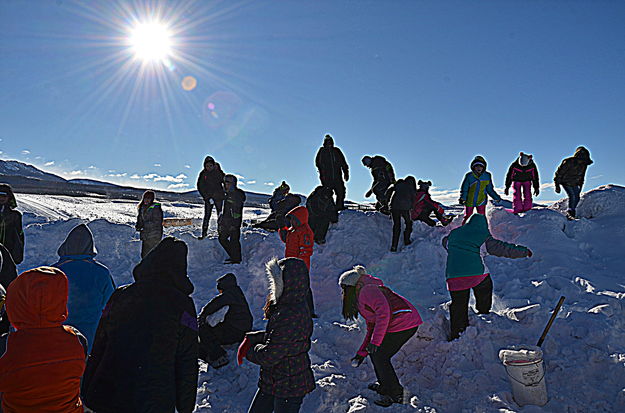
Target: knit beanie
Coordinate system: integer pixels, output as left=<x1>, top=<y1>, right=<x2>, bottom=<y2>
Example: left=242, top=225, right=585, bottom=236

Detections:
left=338, top=265, right=367, bottom=287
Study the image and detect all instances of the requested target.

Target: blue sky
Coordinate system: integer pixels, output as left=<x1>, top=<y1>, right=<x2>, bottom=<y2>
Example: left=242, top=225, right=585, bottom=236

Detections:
left=1, top=0, right=624, bottom=203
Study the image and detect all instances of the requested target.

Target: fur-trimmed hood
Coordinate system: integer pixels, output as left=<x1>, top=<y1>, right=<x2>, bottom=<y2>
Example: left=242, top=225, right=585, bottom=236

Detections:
left=265, top=257, right=310, bottom=305
left=0, top=183, right=17, bottom=209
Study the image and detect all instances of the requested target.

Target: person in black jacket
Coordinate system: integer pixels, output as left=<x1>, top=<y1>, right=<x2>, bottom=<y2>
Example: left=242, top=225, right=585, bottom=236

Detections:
left=554, top=146, right=593, bottom=219
left=315, top=134, right=349, bottom=210
left=362, top=155, right=395, bottom=214
left=218, top=174, right=246, bottom=264
left=0, top=184, right=24, bottom=266
left=136, top=190, right=163, bottom=258
left=306, top=185, right=338, bottom=245
left=197, top=272, right=253, bottom=368
left=238, top=258, right=315, bottom=413
left=253, top=181, right=301, bottom=231
left=197, top=156, right=225, bottom=239
left=385, top=177, right=417, bottom=252
left=82, top=237, right=198, bottom=413
left=0, top=244, right=17, bottom=335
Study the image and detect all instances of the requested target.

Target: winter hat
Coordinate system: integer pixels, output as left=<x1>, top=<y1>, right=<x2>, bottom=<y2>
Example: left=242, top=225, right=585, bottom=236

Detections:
left=418, top=180, right=432, bottom=190
left=323, top=134, right=334, bottom=146
left=361, top=156, right=372, bottom=167
left=277, top=181, right=290, bottom=192
left=224, top=174, right=237, bottom=185
left=519, top=152, right=532, bottom=167
left=471, top=156, right=487, bottom=170
left=204, top=156, right=215, bottom=165
left=338, top=265, right=367, bottom=287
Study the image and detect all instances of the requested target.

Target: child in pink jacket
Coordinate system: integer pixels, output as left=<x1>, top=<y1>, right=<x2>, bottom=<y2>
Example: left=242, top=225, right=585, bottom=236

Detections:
left=339, top=265, right=422, bottom=408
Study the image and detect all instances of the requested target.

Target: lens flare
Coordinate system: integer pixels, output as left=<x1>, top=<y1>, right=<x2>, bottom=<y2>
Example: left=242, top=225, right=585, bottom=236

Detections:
left=181, top=76, right=197, bottom=91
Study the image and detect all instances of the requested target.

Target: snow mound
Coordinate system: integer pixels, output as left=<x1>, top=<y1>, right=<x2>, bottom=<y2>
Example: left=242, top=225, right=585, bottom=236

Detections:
left=13, top=188, right=625, bottom=412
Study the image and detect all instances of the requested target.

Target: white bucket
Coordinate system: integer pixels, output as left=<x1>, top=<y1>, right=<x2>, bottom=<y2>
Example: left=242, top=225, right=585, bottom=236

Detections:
left=499, top=346, right=548, bottom=407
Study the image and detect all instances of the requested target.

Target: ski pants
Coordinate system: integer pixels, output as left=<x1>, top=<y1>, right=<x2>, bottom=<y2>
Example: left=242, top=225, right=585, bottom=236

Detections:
left=199, top=322, right=246, bottom=362
left=308, top=216, right=330, bottom=243
left=512, top=181, right=533, bottom=213
left=218, top=225, right=242, bottom=261
left=391, top=209, right=412, bottom=249
left=449, top=275, right=493, bottom=340
left=372, top=184, right=390, bottom=211
left=321, top=178, right=346, bottom=210
left=202, top=196, right=223, bottom=236
left=462, top=204, right=486, bottom=225
left=563, top=185, right=581, bottom=215
left=415, top=203, right=446, bottom=227
left=370, top=326, right=418, bottom=397
left=248, top=389, right=304, bottom=413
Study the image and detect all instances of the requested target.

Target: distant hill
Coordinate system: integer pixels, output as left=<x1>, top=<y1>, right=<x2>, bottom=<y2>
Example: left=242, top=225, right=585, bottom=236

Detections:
left=0, top=158, right=271, bottom=206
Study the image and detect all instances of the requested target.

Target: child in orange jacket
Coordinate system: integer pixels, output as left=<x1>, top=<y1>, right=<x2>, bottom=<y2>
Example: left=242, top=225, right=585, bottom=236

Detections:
left=279, top=206, right=316, bottom=317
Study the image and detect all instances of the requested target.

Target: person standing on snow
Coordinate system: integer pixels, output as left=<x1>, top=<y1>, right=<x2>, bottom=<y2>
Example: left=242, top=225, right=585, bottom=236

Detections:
left=52, top=223, right=115, bottom=353
left=135, top=190, right=163, bottom=258
left=82, top=237, right=198, bottom=413
left=218, top=174, right=246, bottom=264
left=196, top=156, right=225, bottom=239
left=0, top=267, right=88, bottom=413
left=253, top=181, right=301, bottom=231
left=442, top=214, right=531, bottom=341
left=554, top=146, right=593, bottom=220
left=306, top=185, right=338, bottom=245
left=362, top=155, right=396, bottom=214
left=315, top=134, right=349, bottom=210
left=0, top=243, right=18, bottom=335
left=410, top=180, right=453, bottom=227
left=339, top=265, right=422, bottom=407
left=279, top=205, right=316, bottom=317
left=385, top=176, right=417, bottom=252
left=459, top=156, right=502, bottom=225
left=504, top=152, right=540, bottom=214
left=0, top=183, right=24, bottom=266
left=197, top=272, right=253, bottom=369
left=238, top=258, right=315, bottom=413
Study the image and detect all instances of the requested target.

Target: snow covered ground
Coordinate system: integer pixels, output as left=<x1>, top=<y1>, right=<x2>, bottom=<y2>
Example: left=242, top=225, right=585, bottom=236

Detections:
left=15, top=185, right=625, bottom=412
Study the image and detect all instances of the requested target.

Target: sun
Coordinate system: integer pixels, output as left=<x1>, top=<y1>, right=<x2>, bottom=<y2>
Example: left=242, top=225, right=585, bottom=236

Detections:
left=129, top=22, right=172, bottom=63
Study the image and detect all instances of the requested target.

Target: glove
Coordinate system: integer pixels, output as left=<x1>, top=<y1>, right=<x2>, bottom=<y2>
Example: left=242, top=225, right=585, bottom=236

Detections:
left=526, top=249, right=533, bottom=258
left=504, top=187, right=509, bottom=196
left=554, top=184, right=561, bottom=194
left=365, top=190, right=372, bottom=198
left=344, top=171, right=349, bottom=182
left=237, top=336, right=252, bottom=365
left=366, top=343, right=379, bottom=355
left=534, top=187, right=540, bottom=196
left=458, top=198, right=465, bottom=206
left=351, top=354, right=365, bottom=367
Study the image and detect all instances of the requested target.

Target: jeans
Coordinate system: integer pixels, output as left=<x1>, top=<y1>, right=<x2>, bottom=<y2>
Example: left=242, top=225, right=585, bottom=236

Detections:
left=248, top=389, right=304, bottom=413
left=370, top=327, right=418, bottom=397
left=202, top=197, right=223, bottom=236
left=563, top=185, right=581, bottom=214
left=218, top=225, right=242, bottom=261
left=449, top=276, right=493, bottom=340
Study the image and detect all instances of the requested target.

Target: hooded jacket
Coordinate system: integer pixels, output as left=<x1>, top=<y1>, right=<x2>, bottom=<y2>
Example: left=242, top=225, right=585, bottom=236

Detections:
left=367, top=156, right=396, bottom=194
left=246, top=258, right=315, bottom=398
left=136, top=201, right=163, bottom=241
left=82, top=237, right=198, bottom=413
left=460, top=156, right=501, bottom=207
left=385, top=177, right=417, bottom=211
left=410, top=188, right=444, bottom=220
left=554, top=147, right=593, bottom=187
left=315, top=141, right=349, bottom=184
left=198, top=273, right=253, bottom=334
left=219, top=185, right=246, bottom=230
left=306, top=186, right=338, bottom=223
left=196, top=163, right=225, bottom=200
left=52, top=224, right=115, bottom=352
left=0, top=184, right=24, bottom=265
left=505, top=154, right=540, bottom=190
left=443, top=214, right=529, bottom=290
left=279, top=206, right=314, bottom=269
left=0, top=267, right=87, bottom=413
left=355, top=280, right=422, bottom=358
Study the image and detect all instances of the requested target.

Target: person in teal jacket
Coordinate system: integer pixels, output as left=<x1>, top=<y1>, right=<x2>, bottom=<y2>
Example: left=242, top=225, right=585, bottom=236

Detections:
left=442, top=214, right=531, bottom=340
left=459, top=156, right=502, bottom=224
left=53, top=223, right=115, bottom=352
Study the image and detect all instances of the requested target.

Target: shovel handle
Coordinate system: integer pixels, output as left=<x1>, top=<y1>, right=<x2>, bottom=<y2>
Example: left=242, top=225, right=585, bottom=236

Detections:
left=537, top=296, right=565, bottom=347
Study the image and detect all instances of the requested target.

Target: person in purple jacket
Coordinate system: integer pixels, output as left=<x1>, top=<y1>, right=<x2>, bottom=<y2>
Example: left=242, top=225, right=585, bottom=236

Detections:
left=339, top=265, right=422, bottom=407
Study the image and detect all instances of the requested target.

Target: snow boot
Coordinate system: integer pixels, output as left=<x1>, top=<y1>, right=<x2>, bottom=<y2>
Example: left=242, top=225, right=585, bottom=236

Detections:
left=368, top=382, right=382, bottom=394
left=440, top=215, right=453, bottom=226
left=374, top=393, right=403, bottom=407
left=209, top=355, right=229, bottom=369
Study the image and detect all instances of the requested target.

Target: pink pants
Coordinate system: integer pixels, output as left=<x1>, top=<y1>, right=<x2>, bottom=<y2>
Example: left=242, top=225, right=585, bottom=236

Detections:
left=462, top=204, right=486, bottom=224
left=512, top=181, right=533, bottom=213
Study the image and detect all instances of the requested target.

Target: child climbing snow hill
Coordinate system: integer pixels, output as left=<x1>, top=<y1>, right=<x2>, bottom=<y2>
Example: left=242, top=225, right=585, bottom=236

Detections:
left=504, top=152, right=540, bottom=214
left=459, top=156, right=502, bottom=224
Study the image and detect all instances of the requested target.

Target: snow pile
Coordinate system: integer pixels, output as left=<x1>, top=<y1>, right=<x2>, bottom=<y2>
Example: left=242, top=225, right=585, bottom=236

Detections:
left=14, top=185, right=625, bottom=412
